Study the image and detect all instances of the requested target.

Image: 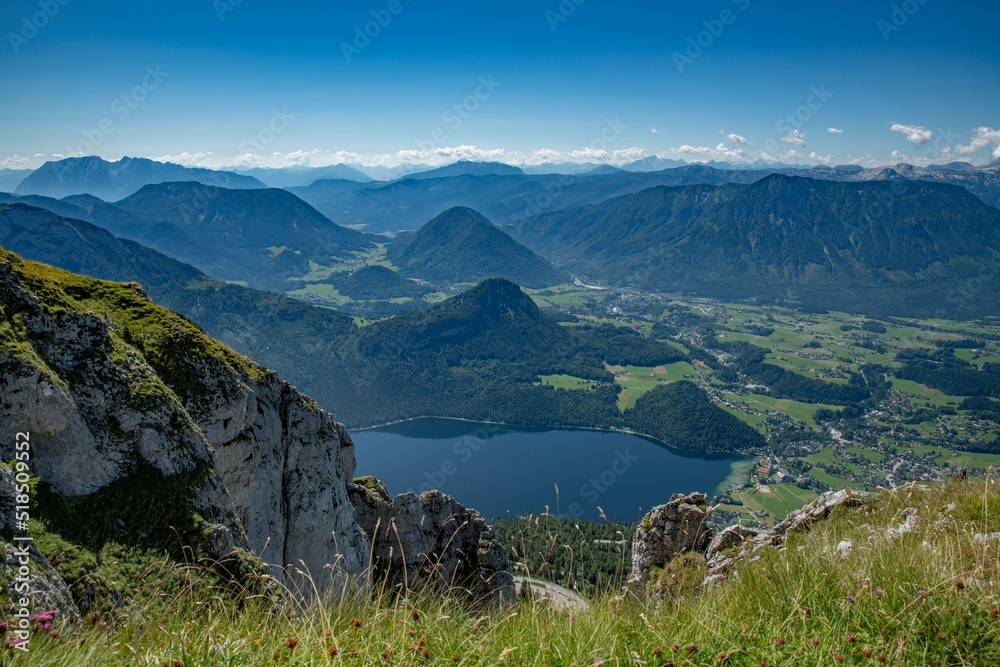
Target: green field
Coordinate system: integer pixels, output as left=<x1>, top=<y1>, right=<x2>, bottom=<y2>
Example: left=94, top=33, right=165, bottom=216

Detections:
left=891, top=378, right=964, bottom=407
left=808, top=467, right=857, bottom=490
left=539, top=374, right=594, bottom=390
left=611, top=361, right=699, bottom=410
left=725, top=392, right=842, bottom=428
left=730, top=483, right=818, bottom=524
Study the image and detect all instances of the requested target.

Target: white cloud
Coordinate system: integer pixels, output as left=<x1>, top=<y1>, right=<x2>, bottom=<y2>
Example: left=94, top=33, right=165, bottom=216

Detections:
left=0, top=155, right=30, bottom=169
left=827, top=127, right=844, bottom=135
left=757, top=149, right=829, bottom=165
left=782, top=129, right=806, bottom=146
left=232, top=152, right=265, bottom=168
left=153, top=152, right=213, bottom=167
left=726, top=133, right=749, bottom=146
left=650, top=128, right=658, bottom=134
left=667, top=143, right=748, bottom=163
left=890, top=123, right=933, bottom=144
left=610, top=147, right=647, bottom=163
left=890, top=150, right=908, bottom=162
left=956, top=126, right=1000, bottom=159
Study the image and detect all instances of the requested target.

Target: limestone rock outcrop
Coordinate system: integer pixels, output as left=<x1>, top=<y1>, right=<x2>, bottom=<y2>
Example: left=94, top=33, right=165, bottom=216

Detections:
left=0, top=255, right=369, bottom=597
left=350, top=482, right=514, bottom=608
left=627, top=492, right=713, bottom=592
left=0, top=251, right=511, bottom=611
left=627, top=489, right=866, bottom=593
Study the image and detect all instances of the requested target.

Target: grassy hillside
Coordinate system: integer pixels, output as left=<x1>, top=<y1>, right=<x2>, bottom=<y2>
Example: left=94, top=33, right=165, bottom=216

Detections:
left=18, top=478, right=1000, bottom=665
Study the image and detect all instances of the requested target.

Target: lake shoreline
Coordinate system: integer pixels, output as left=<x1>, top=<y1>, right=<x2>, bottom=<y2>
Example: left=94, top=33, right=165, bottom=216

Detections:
left=351, top=414, right=749, bottom=460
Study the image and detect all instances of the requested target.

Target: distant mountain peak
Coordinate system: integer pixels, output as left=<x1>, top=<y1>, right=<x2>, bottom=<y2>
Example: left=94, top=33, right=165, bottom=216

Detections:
left=387, top=207, right=567, bottom=287
left=404, top=161, right=525, bottom=180
left=16, top=155, right=265, bottom=200
left=457, top=277, right=539, bottom=318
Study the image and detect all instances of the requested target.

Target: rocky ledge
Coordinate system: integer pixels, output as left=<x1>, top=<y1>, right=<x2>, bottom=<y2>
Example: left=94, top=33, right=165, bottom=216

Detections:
left=628, top=490, right=865, bottom=595
left=0, top=251, right=512, bottom=619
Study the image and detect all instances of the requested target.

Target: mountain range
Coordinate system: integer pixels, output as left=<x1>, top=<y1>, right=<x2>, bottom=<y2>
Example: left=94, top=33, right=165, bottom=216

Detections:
left=15, top=156, right=265, bottom=200
left=510, top=175, right=1000, bottom=316
left=0, top=202, right=763, bottom=453
left=115, top=181, right=372, bottom=290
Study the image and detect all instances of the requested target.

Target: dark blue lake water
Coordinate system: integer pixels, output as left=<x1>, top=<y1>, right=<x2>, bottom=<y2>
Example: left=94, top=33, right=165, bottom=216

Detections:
left=353, top=418, right=747, bottom=522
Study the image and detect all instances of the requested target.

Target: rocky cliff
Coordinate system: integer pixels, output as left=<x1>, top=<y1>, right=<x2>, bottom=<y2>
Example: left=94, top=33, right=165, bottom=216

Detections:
left=0, top=248, right=511, bottom=615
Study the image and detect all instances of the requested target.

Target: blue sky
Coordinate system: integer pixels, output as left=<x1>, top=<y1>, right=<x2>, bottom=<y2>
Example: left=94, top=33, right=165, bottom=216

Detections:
left=1, top=0, right=998, bottom=169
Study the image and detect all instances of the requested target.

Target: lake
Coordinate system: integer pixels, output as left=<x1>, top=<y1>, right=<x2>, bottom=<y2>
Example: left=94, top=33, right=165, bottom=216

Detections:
left=353, top=418, right=748, bottom=522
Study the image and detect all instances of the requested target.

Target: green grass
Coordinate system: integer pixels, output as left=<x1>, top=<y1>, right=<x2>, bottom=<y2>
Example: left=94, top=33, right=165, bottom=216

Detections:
left=727, top=392, right=842, bottom=428
left=611, top=361, right=698, bottom=410
left=846, top=446, right=884, bottom=464
left=734, top=483, right=818, bottom=523
left=891, top=379, right=965, bottom=407
left=539, top=374, right=594, bottom=390
left=23, top=480, right=1000, bottom=666
left=809, top=467, right=858, bottom=490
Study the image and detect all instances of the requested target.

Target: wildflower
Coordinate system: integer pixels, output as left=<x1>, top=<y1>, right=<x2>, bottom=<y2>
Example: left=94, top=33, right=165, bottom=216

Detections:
left=329, top=647, right=341, bottom=656
left=847, top=632, right=857, bottom=642
left=653, top=646, right=664, bottom=657
left=835, top=655, right=845, bottom=663
left=874, top=587, right=884, bottom=596
left=991, top=608, right=999, bottom=618
left=757, top=661, right=767, bottom=667
left=684, top=643, right=697, bottom=654
left=861, top=649, right=872, bottom=658
left=387, top=609, right=396, bottom=616
left=847, top=595, right=856, bottom=604
left=775, top=637, right=785, bottom=647
left=452, top=652, right=460, bottom=661
left=955, top=580, right=966, bottom=591
left=421, top=648, right=430, bottom=658
left=350, top=617, right=363, bottom=628
left=411, top=609, right=422, bottom=620
left=285, top=637, right=299, bottom=649
left=877, top=654, right=887, bottom=663
left=174, top=661, right=184, bottom=667
left=811, top=637, right=820, bottom=647
left=938, top=632, right=947, bottom=639
left=917, top=590, right=928, bottom=597
left=717, top=650, right=732, bottom=663
left=672, top=643, right=680, bottom=652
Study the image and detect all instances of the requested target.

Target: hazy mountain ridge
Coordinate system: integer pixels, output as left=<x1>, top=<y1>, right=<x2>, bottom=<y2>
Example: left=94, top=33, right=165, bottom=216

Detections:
left=16, top=156, right=265, bottom=200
